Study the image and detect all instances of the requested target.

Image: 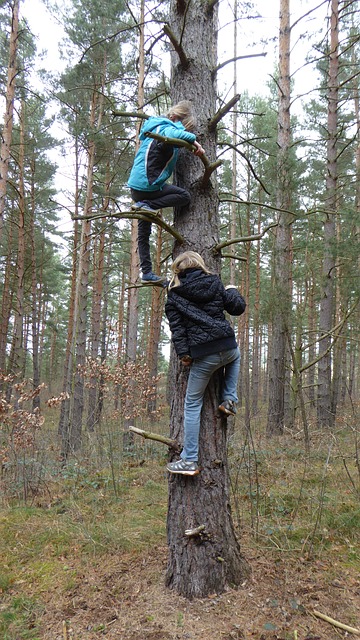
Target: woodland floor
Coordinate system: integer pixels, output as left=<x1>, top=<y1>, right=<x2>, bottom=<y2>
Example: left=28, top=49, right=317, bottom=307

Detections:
left=36, top=539, right=360, bottom=640
left=1, top=425, right=360, bottom=639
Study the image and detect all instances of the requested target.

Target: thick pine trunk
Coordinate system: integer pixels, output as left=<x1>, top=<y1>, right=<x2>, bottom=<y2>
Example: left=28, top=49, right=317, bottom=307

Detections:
left=166, top=0, right=250, bottom=598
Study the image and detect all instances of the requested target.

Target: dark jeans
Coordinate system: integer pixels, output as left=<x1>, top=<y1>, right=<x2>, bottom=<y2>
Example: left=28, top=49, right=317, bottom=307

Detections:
left=131, top=185, right=190, bottom=274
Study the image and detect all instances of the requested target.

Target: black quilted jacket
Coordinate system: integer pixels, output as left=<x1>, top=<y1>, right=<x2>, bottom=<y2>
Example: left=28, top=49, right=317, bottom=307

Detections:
left=165, top=268, right=246, bottom=359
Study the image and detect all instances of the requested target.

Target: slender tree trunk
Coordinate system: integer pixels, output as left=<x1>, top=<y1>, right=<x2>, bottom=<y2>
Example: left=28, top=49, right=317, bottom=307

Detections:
left=166, top=0, right=250, bottom=599
left=0, top=220, right=14, bottom=378
left=30, top=154, right=41, bottom=410
left=267, top=0, right=292, bottom=436
left=10, top=99, right=26, bottom=406
left=230, top=0, right=238, bottom=285
left=307, top=273, right=316, bottom=409
left=58, top=138, right=80, bottom=445
left=317, top=0, right=339, bottom=428
left=87, top=225, right=105, bottom=432
left=251, top=198, right=262, bottom=414
left=123, top=0, right=145, bottom=447
left=0, top=0, right=20, bottom=243
left=114, top=267, right=125, bottom=411
left=146, top=226, right=164, bottom=417
left=70, top=91, right=101, bottom=452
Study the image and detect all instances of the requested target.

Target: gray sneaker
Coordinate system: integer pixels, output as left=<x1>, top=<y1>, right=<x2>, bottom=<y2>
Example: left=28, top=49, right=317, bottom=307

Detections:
left=167, top=459, right=199, bottom=476
left=131, top=202, right=156, bottom=212
left=141, top=272, right=165, bottom=283
left=219, top=399, right=237, bottom=416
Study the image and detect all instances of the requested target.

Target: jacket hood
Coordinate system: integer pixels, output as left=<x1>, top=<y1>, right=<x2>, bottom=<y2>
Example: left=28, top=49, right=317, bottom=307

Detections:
left=173, top=269, right=220, bottom=303
left=140, top=117, right=184, bottom=139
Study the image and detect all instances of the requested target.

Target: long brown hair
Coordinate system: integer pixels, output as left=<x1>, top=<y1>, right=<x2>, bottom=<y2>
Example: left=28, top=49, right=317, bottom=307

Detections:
left=169, top=251, right=211, bottom=288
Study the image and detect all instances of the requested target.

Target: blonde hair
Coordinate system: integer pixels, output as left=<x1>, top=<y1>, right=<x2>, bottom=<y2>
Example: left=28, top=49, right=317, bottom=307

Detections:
left=169, top=251, right=211, bottom=288
left=167, top=100, right=196, bottom=131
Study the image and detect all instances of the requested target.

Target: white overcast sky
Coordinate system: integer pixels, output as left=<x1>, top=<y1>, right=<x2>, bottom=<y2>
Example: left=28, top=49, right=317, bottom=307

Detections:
left=21, top=0, right=327, bottom=99
left=19, top=0, right=327, bottom=233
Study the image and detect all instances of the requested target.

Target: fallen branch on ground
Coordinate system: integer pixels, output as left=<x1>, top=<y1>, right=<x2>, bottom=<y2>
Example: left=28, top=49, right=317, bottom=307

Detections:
left=313, top=610, right=360, bottom=636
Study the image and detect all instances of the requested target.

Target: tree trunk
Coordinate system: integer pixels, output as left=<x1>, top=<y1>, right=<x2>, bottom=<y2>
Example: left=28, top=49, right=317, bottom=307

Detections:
left=166, top=0, right=250, bottom=599
left=146, top=226, right=164, bottom=418
left=267, top=0, right=292, bottom=436
left=9, top=98, right=26, bottom=406
left=123, top=0, right=145, bottom=448
left=317, top=0, right=339, bottom=428
left=0, top=219, right=14, bottom=378
left=58, top=139, right=80, bottom=446
left=30, top=152, right=41, bottom=411
left=87, top=225, right=105, bottom=432
left=251, top=199, right=262, bottom=414
left=0, top=0, right=20, bottom=243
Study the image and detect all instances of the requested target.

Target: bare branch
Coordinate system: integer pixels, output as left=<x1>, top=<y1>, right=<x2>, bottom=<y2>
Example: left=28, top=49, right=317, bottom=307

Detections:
left=220, top=141, right=271, bottom=195
left=290, top=0, right=328, bottom=32
left=208, top=94, right=241, bottom=131
left=220, top=253, right=247, bottom=262
left=300, top=299, right=360, bottom=373
left=214, top=222, right=278, bottom=252
left=213, top=52, right=267, bottom=76
left=163, top=23, right=190, bottom=68
left=112, top=110, right=149, bottom=120
left=129, top=426, right=181, bottom=452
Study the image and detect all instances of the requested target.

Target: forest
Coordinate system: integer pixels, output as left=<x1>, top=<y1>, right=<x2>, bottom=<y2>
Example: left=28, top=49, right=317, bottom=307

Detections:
left=0, top=0, right=360, bottom=638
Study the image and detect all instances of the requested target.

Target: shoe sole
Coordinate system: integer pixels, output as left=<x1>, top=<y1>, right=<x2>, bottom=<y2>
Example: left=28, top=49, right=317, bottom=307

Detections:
left=167, top=467, right=200, bottom=476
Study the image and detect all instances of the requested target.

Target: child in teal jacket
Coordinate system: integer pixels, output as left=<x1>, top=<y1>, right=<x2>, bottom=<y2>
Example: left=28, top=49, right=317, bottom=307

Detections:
left=128, top=101, right=204, bottom=283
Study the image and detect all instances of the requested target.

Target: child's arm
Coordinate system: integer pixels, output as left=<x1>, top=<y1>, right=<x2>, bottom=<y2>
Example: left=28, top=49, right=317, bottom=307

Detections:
left=222, top=285, right=246, bottom=316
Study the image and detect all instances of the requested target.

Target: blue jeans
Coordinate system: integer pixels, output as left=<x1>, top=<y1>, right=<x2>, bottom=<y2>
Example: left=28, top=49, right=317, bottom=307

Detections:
left=181, top=347, right=240, bottom=462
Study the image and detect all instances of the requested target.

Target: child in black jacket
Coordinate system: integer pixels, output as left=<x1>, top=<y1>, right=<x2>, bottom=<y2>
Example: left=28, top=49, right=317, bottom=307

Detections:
left=165, top=251, right=246, bottom=475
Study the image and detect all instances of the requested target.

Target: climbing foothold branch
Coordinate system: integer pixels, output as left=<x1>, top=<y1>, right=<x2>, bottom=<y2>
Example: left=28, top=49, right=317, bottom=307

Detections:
left=184, top=524, right=206, bottom=537
left=72, top=209, right=184, bottom=244
left=128, top=426, right=181, bottom=452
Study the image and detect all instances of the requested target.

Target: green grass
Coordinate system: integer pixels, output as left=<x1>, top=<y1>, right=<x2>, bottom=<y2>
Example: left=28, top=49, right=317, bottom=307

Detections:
left=0, top=596, right=42, bottom=640
left=1, top=421, right=359, bottom=636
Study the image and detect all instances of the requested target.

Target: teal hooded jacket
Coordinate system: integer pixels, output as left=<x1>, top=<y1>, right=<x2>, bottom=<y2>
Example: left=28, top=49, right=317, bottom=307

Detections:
left=127, top=116, right=196, bottom=192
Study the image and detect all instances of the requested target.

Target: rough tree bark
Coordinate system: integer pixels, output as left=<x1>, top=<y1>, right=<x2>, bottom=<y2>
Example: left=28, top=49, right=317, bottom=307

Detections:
left=317, top=0, right=339, bottom=428
left=0, top=0, right=20, bottom=243
left=165, top=0, right=250, bottom=599
left=267, top=0, right=292, bottom=436
left=123, top=0, right=144, bottom=448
